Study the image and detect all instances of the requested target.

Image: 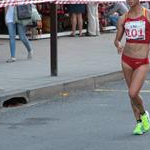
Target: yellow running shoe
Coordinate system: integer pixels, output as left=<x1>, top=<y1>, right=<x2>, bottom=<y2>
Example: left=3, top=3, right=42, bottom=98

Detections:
left=141, top=111, right=150, bottom=132
left=133, top=122, right=143, bottom=135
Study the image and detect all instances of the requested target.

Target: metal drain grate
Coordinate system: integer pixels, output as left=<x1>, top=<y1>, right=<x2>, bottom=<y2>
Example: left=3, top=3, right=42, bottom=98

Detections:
left=3, top=97, right=27, bottom=107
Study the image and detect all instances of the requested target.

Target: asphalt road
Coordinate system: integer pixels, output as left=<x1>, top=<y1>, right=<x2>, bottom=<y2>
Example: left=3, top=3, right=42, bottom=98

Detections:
left=0, top=77, right=150, bottom=150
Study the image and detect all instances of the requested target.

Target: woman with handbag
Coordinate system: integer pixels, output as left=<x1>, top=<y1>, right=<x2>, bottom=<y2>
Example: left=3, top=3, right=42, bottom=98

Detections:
left=5, top=3, right=42, bottom=63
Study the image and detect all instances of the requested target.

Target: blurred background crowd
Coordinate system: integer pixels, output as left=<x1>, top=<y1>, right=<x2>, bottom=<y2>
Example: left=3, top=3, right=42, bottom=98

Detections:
left=0, top=1, right=149, bottom=38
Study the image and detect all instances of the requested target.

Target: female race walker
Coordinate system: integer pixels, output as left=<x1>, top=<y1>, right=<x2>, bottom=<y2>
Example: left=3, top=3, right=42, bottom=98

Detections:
left=114, top=0, right=150, bottom=135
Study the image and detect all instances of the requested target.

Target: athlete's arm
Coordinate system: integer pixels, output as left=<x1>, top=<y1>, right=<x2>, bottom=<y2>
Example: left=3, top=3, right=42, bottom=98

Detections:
left=114, top=14, right=125, bottom=54
left=146, top=9, right=150, bottom=23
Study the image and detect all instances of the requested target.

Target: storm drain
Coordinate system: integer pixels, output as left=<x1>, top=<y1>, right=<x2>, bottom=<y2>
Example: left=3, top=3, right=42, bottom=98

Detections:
left=3, top=97, right=28, bottom=107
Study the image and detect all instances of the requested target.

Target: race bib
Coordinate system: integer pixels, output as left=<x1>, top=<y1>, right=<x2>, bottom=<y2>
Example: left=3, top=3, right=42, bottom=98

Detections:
left=125, top=20, right=145, bottom=40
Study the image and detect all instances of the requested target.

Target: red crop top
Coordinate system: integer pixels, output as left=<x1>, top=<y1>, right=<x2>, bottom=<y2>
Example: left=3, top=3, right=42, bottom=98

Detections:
left=124, top=8, right=150, bottom=44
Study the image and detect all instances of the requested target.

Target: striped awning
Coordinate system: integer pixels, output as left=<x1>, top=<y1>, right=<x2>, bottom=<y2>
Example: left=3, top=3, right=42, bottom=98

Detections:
left=0, top=0, right=148, bottom=8
left=55, top=0, right=124, bottom=4
left=0, top=0, right=54, bottom=8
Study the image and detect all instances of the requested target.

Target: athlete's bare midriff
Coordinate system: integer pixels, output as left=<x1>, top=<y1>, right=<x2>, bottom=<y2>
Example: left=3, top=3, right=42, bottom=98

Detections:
left=124, top=42, right=149, bottom=58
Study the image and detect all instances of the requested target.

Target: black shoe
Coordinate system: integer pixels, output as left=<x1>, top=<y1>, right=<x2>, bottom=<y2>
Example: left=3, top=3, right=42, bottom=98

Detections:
left=85, top=33, right=97, bottom=37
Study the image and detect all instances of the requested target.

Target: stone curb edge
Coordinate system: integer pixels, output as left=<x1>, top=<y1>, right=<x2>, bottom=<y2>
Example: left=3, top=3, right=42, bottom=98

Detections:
left=0, top=71, right=123, bottom=108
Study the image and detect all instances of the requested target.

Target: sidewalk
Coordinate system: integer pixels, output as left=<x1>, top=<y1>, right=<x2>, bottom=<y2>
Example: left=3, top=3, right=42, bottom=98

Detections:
left=0, top=32, right=122, bottom=106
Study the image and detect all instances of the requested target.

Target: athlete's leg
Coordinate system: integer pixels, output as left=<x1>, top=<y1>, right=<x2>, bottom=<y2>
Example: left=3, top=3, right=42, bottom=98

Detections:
left=129, top=64, right=149, bottom=115
left=130, top=64, right=150, bottom=133
left=122, top=61, right=141, bottom=121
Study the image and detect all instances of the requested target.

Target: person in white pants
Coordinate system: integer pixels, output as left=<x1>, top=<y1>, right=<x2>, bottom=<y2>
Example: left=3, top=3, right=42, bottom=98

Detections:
left=87, top=3, right=100, bottom=36
left=141, top=2, right=149, bottom=9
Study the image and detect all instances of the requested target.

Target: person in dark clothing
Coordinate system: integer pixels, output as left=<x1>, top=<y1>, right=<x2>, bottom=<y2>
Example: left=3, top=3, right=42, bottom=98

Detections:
left=67, top=4, right=86, bottom=36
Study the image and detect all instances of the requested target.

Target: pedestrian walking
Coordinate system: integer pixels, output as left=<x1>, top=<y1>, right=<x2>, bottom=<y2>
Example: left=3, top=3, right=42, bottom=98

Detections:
left=5, top=1, right=42, bottom=63
left=114, top=0, right=150, bottom=135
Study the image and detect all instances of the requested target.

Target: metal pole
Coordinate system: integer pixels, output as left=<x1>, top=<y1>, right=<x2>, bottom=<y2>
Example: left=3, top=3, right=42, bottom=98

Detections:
left=50, top=3, right=58, bottom=76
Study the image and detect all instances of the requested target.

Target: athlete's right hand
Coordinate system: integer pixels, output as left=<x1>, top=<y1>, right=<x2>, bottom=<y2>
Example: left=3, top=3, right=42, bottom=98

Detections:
left=117, top=42, right=124, bottom=55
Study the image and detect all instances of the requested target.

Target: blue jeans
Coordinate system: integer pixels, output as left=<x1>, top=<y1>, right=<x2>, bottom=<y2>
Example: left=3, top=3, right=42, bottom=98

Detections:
left=7, top=23, right=32, bottom=58
left=108, top=15, right=118, bottom=27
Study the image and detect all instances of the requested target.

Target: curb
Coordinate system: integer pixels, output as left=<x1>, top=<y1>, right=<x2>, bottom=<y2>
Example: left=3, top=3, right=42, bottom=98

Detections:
left=0, top=71, right=123, bottom=108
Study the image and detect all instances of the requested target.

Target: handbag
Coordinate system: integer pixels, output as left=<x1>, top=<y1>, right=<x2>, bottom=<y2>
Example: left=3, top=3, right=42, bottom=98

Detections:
left=17, top=4, right=32, bottom=20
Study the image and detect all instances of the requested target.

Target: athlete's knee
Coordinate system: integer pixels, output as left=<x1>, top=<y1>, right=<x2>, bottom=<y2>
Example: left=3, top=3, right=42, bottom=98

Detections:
left=128, top=89, right=138, bottom=99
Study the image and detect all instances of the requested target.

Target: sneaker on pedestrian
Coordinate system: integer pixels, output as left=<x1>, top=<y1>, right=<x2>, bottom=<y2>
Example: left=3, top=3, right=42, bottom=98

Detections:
left=6, top=57, right=16, bottom=63
left=28, top=51, right=33, bottom=60
left=133, top=122, right=143, bottom=135
left=141, top=111, right=150, bottom=132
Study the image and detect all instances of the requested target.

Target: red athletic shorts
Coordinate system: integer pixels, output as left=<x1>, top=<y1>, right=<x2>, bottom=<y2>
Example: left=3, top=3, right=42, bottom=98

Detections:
left=122, top=54, right=149, bottom=70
